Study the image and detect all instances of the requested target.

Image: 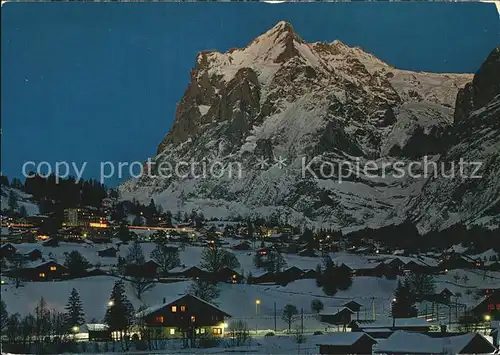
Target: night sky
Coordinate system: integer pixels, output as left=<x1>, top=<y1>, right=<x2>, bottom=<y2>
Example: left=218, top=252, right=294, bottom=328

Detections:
left=2, top=2, right=499, bottom=186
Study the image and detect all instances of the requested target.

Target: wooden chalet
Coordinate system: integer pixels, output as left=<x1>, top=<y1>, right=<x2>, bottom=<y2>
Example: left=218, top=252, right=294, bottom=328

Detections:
left=231, top=241, right=251, bottom=251
left=470, top=291, right=500, bottom=320
left=13, top=260, right=69, bottom=281
left=374, top=331, right=496, bottom=354
left=42, top=238, right=59, bottom=247
left=214, top=267, right=244, bottom=284
left=317, top=332, right=377, bottom=354
left=319, top=307, right=354, bottom=326
left=23, top=248, right=42, bottom=261
left=350, top=318, right=431, bottom=338
left=276, top=266, right=303, bottom=284
left=84, top=324, right=111, bottom=341
left=125, top=260, right=159, bottom=278
left=0, top=243, right=17, bottom=259
left=135, top=294, right=231, bottom=343
left=248, top=271, right=275, bottom=284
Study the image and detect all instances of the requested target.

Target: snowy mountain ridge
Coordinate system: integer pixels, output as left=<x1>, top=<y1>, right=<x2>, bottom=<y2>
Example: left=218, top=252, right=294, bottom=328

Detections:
left=119, top=22, right=498, bottom=233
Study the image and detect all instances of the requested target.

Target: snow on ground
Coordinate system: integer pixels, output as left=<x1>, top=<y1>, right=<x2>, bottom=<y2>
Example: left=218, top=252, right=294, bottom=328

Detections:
left=1, top=274, right=398, bottom=332
left=1, top=186, right=40, bottom=216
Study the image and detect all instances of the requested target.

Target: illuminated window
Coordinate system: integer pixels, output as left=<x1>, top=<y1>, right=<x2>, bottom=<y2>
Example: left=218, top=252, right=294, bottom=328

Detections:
left=200, top=328, right=205, bottom=334
left=50, top=266, right=57, bottom=271
left=180, top=306, right=186, bottom=312
left=191, top=316, right=196, bottom=322
left=169, top=328, right=175, bottom=335
left=195, top=329, right=200, bottom=334
left=213, top=328, right=222, bottom=335
left=39, top=273, right=45, bottom=278
left=155, top=316, right=164, bottom=323
left=171, top=306, right=177, bottom=312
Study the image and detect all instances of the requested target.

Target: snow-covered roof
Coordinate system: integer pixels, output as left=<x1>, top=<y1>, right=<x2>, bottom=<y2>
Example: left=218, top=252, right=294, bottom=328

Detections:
left=374, top=331, right=495, bottom=354
left=84, top=323, right=109, bottom=332
left=354, top=317, right=430, bottom=329
left=24, top=260, right=61, bottom=269
left=315, top=332, right=376, bottom=346
left=319, top=307, right=354, bottom=316
left=135, top=293, right=231, bottom=318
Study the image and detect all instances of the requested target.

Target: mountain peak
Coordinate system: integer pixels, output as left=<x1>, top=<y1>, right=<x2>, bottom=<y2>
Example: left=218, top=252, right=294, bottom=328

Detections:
left=247, top=21, right=306, bottom=63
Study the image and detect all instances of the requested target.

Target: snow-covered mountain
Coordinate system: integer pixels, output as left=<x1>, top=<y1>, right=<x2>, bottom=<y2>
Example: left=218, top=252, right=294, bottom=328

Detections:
left=120, top=21, right=498, bottom=232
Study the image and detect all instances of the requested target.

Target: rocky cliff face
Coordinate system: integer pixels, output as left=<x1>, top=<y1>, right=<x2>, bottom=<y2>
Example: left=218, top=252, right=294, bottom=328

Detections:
left=409, top=47, right=500, bottom=232
left=120, top=22, right=498, bottom=232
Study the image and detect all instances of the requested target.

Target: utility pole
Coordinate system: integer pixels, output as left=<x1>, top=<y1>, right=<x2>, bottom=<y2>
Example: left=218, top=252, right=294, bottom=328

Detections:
left=274, top=302, right=277, bottom=332
left=301, top=308, right=304, bottom=335
left=371, top=297, right=376, bottom=320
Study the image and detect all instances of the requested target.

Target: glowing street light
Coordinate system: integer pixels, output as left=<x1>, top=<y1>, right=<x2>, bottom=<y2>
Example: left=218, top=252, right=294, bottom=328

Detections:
left=108, top=300, right=114, bottom=307
left=255, top=300, right=261, bottom=315
left=485, top=314, right=492, bottom=321
left=72, top=326, right=79, bottom=333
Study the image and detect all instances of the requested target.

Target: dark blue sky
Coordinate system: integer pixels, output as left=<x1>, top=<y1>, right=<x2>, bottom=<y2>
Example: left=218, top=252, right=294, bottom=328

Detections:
left=2, top=2, right=499, bottom=186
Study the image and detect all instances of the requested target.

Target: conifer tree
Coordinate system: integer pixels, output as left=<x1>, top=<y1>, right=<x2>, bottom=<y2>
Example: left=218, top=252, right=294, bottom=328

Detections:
left=64, top=288, right=85, bottom=330
left=104, top=280, right=134, bottom=338
left=391, top=280, right=418, bottom=318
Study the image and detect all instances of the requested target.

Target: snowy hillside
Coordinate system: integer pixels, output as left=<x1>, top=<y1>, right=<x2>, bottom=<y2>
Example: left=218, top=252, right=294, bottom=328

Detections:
left=1, top=186, right=40, bottom=216
left=119, top=21, right=498, bottom=232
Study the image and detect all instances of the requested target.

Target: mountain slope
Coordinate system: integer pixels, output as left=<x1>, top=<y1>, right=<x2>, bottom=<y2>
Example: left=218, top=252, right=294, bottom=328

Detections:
left=119, top=22, right=495, bottom=232
left=408, top=47, right=500, bottom=232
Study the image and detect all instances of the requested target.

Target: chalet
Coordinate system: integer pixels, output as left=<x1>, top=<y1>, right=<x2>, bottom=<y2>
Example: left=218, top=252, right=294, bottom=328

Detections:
left=470, top=291, right=500, bottom=320
left=301, top=269, right=319, bottom=280
left=298, top=245, right=318, bottom=257
left=135, top=294, right=231, bottom=342
left=350, top=318, right=431, bottom=337
left=276, top=266, right=303, bottom=284
left=248, top=271, right=275, bottom=284
left=439, top=253, right=477, bottom=271
left=386, top=258, right=405, bottom=271
left=342, top=300, right=363, bottom=313
left=319, top=307, right=354, bottom=327
left=97, top=247, right=118, bottom=258
left=125, top=260, right=159, bottom=278
left=0, top=243, right=17, bottom=259
left=316, top=332, right=377, bottom=355
left=23, top=249, right=42, bottom=262
left=214, top=267, right=244, bottom=284
left=84, top=324, right=111, bottom=341
left=42, top=238, right=59, bottom=247
left=14, top=260, right=69, bottom=281
left=231, top=241, right=251, bottom=251
left=374, top=331, right=496, bottom=354
left=342, top=262, right=386, bottom=278
left=439, top=288, right=454, bottom=302
left=169, top=266, right=210, bottom=280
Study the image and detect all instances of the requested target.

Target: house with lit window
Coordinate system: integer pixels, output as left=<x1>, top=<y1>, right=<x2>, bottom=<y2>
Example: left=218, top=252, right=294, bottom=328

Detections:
left=470, top=291, right=500, bottom=320
left=12, top=260, right=69, bottom=281
left=135, top=294, right=231, bottom=341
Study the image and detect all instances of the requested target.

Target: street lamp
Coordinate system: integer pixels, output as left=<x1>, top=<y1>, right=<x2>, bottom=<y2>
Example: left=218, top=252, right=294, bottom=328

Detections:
left=485, top=314, right=492, bottom=321
left=108, top=300, right=114, bottom=307
left=72, top=325, right=79, bottom=333
left=255, top=300, right=261, bottom=315
left=391, top=298, right=397, bottom=328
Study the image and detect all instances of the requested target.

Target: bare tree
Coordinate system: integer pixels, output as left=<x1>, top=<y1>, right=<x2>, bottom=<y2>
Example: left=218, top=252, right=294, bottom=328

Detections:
left=227, top=320, right=250, bottom=347
left=200, top=244, right=240, bottom=273
left=186, top=279, right=220, bottom=303
left=150, top=244, right=180, bottom=276
left=129, top=276, right=156, bottom=301
left=282, top=304, right=298, bottom=333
